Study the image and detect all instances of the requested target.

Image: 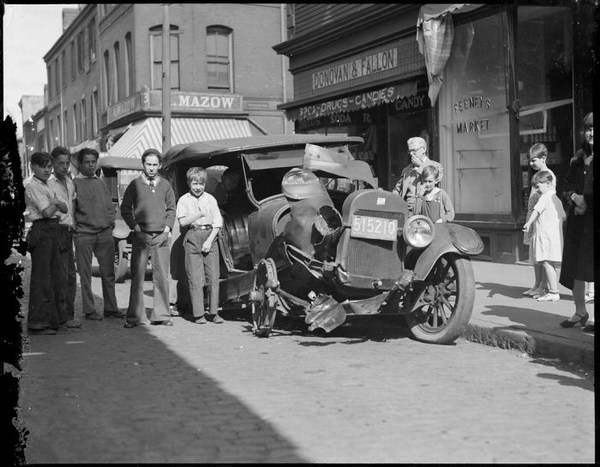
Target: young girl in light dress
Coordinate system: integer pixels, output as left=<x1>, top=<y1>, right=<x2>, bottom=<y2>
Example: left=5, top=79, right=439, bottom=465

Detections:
left=522, top=170, right=566, bottom=302
left=523, top=143, right=557, bottom=298
left=414, top=165, right=455, bottom=223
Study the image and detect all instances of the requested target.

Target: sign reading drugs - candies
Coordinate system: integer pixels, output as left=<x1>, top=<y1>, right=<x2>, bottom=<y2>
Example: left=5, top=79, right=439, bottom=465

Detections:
left=294, top=83, right=419, bottom=121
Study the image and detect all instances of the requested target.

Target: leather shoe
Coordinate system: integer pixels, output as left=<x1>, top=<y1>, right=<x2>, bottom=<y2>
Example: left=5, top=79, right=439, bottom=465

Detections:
left=152, top=320, right=173, bottom=326
left=211, top=315, right=224, bottom=324
left=65, top=319, right=82, bottom=328
left=85, top=312, right=103, bottom=321
left=105, top=310, right=126, bottom=318
left=194, top=316, right=208, bottom=324
left=559, top=312, right=589, bottom=328
left=124, top=321, right=137, bottom=329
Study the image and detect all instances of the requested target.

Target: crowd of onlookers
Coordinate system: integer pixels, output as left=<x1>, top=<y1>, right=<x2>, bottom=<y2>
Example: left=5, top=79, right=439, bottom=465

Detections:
left=23, top=113, right=593, bottom=335
left=386, top=115, right=594, bottom=333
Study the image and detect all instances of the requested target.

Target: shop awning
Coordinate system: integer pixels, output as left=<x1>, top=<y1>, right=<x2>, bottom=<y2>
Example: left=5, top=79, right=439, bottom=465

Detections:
left=417, top=4, right=482, bottom=105
left=107, top=117, right=256, bottom=159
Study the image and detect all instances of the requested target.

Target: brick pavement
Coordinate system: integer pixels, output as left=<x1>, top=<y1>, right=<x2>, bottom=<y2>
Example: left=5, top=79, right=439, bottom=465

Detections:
left=12, top=252, right=596, bottom=463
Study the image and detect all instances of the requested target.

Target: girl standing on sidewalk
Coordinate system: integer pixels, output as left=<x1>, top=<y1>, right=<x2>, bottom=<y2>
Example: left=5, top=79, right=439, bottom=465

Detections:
left=522, top=143, right=556, bottom=298
left=522, top=170, right=566, bottom=302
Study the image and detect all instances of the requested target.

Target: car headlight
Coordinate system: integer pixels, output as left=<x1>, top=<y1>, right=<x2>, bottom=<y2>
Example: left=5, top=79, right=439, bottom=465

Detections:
left=402, top=215, right=434, bottom=248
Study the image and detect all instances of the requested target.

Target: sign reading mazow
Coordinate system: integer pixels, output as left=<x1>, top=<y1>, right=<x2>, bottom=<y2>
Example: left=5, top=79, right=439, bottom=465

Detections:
left=173, top=93, right=241, bottom=111
left=312, top=48, right=398, bottom=90
left=108, top=90, right=244, bottom=124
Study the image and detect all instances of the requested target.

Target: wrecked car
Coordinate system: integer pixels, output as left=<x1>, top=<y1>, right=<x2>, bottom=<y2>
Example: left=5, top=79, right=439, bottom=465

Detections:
left=162, top=134, right=484, bottom=344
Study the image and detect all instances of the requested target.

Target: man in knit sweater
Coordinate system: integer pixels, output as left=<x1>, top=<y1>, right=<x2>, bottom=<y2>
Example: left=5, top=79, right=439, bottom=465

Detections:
left=73, top=148, right=123, bottom=320
left=121, top=148, right=176, bottom=327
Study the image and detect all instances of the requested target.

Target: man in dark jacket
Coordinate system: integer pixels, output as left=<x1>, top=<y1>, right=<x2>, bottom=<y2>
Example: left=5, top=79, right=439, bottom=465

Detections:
left=121, top=148, right=176, bottom=327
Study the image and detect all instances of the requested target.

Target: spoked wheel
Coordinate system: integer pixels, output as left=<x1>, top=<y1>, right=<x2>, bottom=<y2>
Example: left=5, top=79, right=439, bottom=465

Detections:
left=405, top=253, right=475, bottom=344
left=114, top=239, right=128, bottom=283
left=250, top=258, right=279, bottom=337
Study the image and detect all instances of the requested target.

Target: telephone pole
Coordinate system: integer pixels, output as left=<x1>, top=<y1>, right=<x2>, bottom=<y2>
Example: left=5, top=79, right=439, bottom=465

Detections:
left=162, top=4, right=171, bottom=153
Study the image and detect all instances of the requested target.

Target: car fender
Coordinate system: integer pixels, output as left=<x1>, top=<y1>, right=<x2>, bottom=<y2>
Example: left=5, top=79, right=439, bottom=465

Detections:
left=409, top=223, right=482, bottom=281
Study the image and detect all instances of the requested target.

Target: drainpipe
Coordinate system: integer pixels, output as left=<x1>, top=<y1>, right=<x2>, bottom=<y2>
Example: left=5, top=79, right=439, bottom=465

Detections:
left=280, top=3, right=288, bottom=134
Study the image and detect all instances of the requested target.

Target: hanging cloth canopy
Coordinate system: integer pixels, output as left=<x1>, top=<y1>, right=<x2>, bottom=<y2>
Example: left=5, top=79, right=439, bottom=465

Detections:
left=416, top=4, right=481, bottom=105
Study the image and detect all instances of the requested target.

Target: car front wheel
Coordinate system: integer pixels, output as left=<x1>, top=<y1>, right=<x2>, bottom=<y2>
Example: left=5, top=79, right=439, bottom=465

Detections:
left=250, top=258, right=279, bottom=337
left=405, top=253, right=475, bottom=344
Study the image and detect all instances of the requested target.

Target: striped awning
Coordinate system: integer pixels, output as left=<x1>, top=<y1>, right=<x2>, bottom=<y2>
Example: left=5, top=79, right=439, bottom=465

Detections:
left=107, top=117, right=255, bottom=159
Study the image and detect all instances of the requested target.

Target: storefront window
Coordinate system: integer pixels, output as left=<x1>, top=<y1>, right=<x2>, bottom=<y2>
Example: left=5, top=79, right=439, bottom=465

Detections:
left=516, top=6, right=573, bottom=207
left=439, top=13, right=512, bottom=215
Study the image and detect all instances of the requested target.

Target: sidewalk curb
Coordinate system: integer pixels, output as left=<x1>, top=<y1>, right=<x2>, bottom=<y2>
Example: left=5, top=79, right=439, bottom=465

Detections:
left=463, top=323, right=595, bottom=368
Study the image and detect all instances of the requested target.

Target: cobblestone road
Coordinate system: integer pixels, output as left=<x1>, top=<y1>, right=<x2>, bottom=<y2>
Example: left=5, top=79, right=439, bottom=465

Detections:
left=17, top=258, right=595, bottom=463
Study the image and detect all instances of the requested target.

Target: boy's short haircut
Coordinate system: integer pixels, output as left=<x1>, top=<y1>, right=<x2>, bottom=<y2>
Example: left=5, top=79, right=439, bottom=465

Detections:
left=142, top=148, right=162, bottom=164
left=77, top=147, right=99, bottom=164
left=186, top=167, right=207, bottom=185
left=529, top=143, right=548, bottom=160
left=420, top=164, right=440, bottom=181
left=532, top=170, right=553, bottom=185
left=30, top=152, right=52, bottom=167
left=50, top=146, right=70, bottom=159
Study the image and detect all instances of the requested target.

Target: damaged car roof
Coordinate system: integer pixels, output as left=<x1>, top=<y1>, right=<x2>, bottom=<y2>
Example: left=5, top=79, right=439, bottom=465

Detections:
left=161, top=134, right=364, bottom=168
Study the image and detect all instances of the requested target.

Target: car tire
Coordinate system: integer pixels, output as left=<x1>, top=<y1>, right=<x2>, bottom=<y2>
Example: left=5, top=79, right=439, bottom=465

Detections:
left=405, top=253, right=475, bottom=345
left=251, top=258, right=279, bottom=337
left=114, top=239, right=128, bottom=283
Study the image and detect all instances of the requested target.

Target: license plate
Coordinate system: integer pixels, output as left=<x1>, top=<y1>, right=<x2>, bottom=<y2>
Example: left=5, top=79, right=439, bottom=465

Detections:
left=350, top=215, right=398, bottom=241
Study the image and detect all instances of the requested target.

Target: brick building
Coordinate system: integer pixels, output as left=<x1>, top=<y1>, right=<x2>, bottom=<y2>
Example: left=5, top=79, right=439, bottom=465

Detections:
left=42, top=3, right=292, bottom=162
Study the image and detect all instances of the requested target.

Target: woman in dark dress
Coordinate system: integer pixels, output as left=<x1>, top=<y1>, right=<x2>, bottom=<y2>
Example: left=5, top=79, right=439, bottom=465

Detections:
left=559, top=112, right=594, bottom=331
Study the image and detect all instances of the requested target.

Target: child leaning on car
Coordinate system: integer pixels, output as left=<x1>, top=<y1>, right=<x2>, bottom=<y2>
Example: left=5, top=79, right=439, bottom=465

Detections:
left=176, top=167, right=223, bottom=325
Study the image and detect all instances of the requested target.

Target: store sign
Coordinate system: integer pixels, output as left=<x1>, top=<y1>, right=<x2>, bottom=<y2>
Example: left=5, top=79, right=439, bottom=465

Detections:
left=292, top=81, right=418, bottom=121
left=107, top=93, right=145, bottom=124
left=312, top=48, right=398, bottom=90
left=453, top=96, right=493, bottom=134
left=107, top=90, right=243, bottom=124
left=169, top=92, right=243, bottom=112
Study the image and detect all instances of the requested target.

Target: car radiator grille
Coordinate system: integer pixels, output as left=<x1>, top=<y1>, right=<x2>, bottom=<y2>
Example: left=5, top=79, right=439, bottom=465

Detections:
left=346, top=209, right=404, bottom=278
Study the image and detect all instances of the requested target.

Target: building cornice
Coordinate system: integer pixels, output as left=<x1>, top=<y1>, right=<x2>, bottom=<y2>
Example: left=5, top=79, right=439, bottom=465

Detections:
left=273, top=4, right=419, bottom=57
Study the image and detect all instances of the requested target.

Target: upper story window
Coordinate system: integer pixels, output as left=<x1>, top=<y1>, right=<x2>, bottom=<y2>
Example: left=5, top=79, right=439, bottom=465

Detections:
left=88, top=19, right=97, bottom=63
left=47, top=63, right=53, bottom=97
left=64, top=109, right=68, bottom=143
left=81, top=97, right=87, bottom=140
left=102, top=50, right=111, bottom=108
left=71, top=41, right=76, bottom=80
left=61, top=50, right=67, bottom=88
left=77, top=30, right=85, bottom=73
left=91, top=90, right=99, bottom=136
left=72, top=103, right=78, bottom=142
left=206, top=26, right=232, bottom=91
left=125, top=32, right=133, bottom=97
left=54, top=59, right=60, bottom=95
left=113, top=41, right=121, bottom=101
left=149, top=25, right=180, bottom=90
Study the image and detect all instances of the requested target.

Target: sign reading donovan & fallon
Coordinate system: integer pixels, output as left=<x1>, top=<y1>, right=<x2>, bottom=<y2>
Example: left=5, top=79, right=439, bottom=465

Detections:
left=107, top=90, right=244, bottom=124
left=312, top=48, right=398, bottom=90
